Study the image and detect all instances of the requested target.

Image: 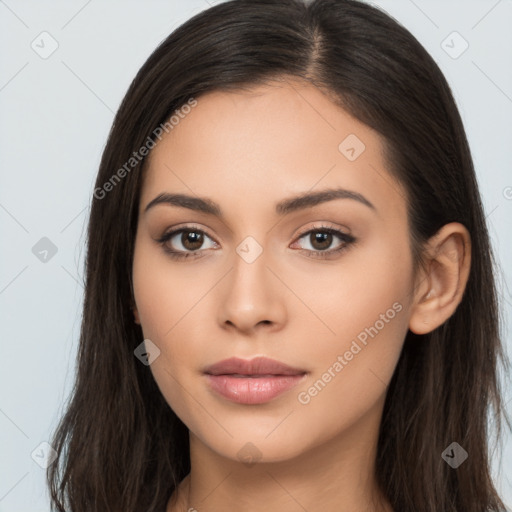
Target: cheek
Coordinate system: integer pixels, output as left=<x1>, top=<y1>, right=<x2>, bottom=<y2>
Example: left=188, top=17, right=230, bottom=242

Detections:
left=132, top=238, right=209, bottom=341
left=296, top=225, right=413, bottom=348
left=132, top=240, right=215, bottom=417
left=293, top=231, right=412, bottom=414
left=291, top=307, right=406, bottom=455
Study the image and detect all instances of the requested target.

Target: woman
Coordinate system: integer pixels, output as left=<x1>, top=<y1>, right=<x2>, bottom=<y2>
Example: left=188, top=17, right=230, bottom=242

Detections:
left=47, top=0, right=511, bottom=510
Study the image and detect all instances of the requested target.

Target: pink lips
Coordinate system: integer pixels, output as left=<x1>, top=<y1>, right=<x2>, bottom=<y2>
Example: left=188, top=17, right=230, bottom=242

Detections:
left=203, top=356, right=307, bottom=405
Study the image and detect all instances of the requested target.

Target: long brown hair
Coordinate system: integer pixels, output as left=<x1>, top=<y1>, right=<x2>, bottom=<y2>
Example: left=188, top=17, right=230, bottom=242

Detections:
left=47, top=0, right=511, bottom=510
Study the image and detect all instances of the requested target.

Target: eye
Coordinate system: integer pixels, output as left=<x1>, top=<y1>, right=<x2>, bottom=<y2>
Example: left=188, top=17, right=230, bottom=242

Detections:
left=291, top=224, right=356, bottom=259
left=157, top=223, right=356, bottom=261
left=157, top=225, right=218, bottom=260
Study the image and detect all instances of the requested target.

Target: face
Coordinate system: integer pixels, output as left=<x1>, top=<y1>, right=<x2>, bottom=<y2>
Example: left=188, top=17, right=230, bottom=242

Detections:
left=132, top=78, right=416, bottom=464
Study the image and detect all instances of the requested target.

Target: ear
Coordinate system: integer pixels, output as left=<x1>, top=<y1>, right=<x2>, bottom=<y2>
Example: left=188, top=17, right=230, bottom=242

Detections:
left=409, top=222, right=471, bottom=335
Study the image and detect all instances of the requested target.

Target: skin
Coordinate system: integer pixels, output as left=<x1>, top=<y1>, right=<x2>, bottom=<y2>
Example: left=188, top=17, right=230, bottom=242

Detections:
left=131, top=77, right=471, bottom=512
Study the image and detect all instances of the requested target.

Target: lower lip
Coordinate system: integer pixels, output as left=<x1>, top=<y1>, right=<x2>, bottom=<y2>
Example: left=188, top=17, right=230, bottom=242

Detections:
left=205, top=374, right=307, bottom=404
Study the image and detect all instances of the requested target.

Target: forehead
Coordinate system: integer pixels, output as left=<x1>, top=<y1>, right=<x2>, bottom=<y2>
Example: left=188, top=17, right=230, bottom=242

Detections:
left=140, top=79, right=406, bottom=222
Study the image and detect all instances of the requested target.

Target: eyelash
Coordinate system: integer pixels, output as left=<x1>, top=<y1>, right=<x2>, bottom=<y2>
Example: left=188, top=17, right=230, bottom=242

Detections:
left=156, top=223, right=356, bottom=261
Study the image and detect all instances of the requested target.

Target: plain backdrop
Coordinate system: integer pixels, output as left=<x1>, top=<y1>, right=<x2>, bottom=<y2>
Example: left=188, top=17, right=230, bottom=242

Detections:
left=0, top=0, right=511, bottom=510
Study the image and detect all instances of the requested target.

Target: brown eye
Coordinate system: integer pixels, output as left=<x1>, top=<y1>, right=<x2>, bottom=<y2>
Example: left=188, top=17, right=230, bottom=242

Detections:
left=309, top=231, right=333, bottom=251
left=292, top=226, right=356, bottom=259
left=180, top=230, right=204, bottom=251
left=157, top=226, right=218, bottom=260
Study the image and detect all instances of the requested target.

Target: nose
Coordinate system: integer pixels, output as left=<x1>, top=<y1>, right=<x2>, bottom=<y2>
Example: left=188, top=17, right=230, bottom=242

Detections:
left=217, top=247, right=287, bottom=336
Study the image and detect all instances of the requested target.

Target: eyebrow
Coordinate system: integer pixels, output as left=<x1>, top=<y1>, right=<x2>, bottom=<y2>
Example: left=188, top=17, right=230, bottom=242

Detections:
left=143, top=187, right=376, bottom=218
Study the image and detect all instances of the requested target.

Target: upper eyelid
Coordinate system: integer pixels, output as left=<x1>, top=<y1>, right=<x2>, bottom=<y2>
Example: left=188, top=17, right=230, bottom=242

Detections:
left=294, top=223, right=351, bottom=238
left=161, top=223, right=217, bottom=242
left=161, top=222, right=349, bottom=236
left=160, top=223, right=352, bottom=248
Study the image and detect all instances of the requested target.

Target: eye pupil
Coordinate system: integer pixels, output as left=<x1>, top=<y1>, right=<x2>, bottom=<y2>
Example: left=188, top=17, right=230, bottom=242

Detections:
left=311, top=232, right=332, bottom=250
left=182, top=230, right=203, bottom=250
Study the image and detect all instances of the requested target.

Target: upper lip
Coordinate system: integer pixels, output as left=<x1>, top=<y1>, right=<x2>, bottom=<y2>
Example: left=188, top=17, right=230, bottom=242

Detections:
left=203, top=356, right=307, bottom=376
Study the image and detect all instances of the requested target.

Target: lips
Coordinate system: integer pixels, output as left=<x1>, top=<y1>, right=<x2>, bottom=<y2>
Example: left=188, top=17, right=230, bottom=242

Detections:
left=203, top=356, right=306, bottom=377
left=203, top=357, right=307, bottom=405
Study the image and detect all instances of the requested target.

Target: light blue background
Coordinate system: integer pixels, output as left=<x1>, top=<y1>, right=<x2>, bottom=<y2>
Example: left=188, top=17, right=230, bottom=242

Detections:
left=1, top=0, right=511, bottom=510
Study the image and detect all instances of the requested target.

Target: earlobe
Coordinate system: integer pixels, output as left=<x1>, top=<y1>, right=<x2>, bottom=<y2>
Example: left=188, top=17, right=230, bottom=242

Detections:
left=408, top=223, right=471, bottom=335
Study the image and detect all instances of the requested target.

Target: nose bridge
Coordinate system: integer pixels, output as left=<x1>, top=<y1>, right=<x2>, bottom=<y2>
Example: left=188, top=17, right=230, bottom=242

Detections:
left=218, top=234, right=286, bottom=332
